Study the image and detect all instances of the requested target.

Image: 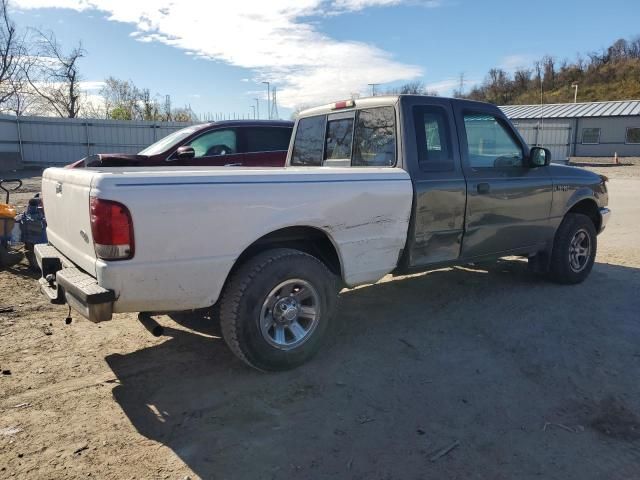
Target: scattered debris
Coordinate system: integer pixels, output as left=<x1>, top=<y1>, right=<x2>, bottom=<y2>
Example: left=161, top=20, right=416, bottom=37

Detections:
left=0, top=426, right=23, bottom=436
left=543, top=422, right=582, bottom=433
left=12, top=403, right=31, bottom=409
left=335, top=381, right=346, bottom=387
left=36, top=368, right=45, bottom=374
left=347, top=458, right=353, bottom=470
left=40, top=325, right=53, bottom=336
left=356, top=414, right=375, bottom=424
left=0, top=306, right=14, bottom=313
left=73, top=444, right=89, bottom=455
left=398, top=338, right=416, bottom=349
left=416, top=428, right=426, bottom=435
left=2, top=369, right=11, bottom=375
left=429, top=440, right=460, bottom=462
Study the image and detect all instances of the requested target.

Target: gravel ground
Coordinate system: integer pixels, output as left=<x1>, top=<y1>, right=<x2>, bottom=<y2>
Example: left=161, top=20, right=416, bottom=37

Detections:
left=1, top=165, right=639, bottom=480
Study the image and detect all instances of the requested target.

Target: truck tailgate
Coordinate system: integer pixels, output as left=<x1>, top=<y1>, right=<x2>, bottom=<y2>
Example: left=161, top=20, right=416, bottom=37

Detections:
left=42, top=168, right=97, bottom=275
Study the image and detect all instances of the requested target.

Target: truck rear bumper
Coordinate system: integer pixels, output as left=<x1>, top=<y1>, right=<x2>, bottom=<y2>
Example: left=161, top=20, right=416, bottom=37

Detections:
left=35, top=244, right=115, bottom=323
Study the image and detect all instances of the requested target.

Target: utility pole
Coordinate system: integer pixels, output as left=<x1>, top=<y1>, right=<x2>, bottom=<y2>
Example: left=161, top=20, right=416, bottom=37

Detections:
left=572, top=82, right=579, bottom=103
left=457, top=72, right=465, bottom=97
left=254, top=98, right=260, bottom=120
left=271, top=86, right=279, bottom=120
left=368, top=83, right=379, bottom=96
left=250, top=105, right=256, bottom=119
left=262, top=81, right=271, bottom=119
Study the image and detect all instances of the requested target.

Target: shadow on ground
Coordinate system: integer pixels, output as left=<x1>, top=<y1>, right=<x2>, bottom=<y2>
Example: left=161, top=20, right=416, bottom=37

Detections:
left=106, top=260, right=640, bottom=479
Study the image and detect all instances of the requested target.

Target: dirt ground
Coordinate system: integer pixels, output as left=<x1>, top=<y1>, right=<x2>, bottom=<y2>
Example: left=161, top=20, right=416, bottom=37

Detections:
left=1, top=165, right=639, bottom=480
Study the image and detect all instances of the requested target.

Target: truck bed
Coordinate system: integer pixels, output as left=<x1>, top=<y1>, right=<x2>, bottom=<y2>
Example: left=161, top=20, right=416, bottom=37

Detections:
left=42, top=165, right=413, bottom=312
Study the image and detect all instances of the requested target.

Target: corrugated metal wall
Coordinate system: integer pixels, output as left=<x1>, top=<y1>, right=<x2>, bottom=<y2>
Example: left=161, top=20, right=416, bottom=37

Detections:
left=574, top=117, right=640, bottom=157
left=510, top=116, right=640, bottom=159
left=511, top=120, right=573, bottom=163
left=0, top=114, right=196, bottom=168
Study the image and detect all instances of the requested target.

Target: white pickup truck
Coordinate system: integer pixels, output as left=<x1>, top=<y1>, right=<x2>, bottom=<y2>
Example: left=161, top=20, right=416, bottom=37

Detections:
left=36, top=95, right=610, bottom=370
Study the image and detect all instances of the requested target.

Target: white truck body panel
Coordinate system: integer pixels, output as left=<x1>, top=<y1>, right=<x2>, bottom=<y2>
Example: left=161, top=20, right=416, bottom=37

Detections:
left=42, top=166, right=413, bottom=313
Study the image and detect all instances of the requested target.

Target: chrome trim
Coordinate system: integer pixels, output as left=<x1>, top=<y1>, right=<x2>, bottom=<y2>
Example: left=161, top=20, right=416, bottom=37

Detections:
left=599, top=207, right=611, bottom=233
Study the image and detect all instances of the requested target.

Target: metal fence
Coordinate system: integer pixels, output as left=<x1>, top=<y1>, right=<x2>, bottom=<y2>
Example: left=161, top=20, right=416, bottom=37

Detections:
left=0, top=114, right=196, bottom=168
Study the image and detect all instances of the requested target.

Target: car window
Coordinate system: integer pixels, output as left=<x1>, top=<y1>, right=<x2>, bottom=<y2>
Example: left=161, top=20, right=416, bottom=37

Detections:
left=187, top=129, right=237, bottom=157
left=413, top=105, right=454, bottom=172
left=463, top=114, right=523, bottom=168
left=244, top=127, right=292, bottom=153
left=324, top=118, right=354, bottom=160
left=138, top=125, right=200, bottom=156
left=291, top=115, right=326, bottom=166
left=352, top=107, right=396, bottom=167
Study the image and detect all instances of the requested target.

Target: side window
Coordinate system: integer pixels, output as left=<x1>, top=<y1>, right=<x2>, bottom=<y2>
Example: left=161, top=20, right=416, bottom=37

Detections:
left=324, top=118, right=354, bottom=161
left=413, top=105, right=454, bottom=172
left=626, top=127, right=640, bottom=144
left=244, top=127, right=292, bottom=153
left=353, top=107, right=396, bottom=167
left=291, top=115, right=326, bottom=166
left=463, top=114, right=523, bottom=168
left=582, top=128, right=601, bottom=144
left=187, top=129, right=237, bottom=157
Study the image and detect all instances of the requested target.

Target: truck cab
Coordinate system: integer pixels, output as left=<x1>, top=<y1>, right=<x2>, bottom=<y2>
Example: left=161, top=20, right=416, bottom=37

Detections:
left=290, top=95, right=609, bottom=273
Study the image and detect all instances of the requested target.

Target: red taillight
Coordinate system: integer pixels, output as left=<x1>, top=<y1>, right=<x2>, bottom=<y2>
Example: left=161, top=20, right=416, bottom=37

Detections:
left=90, top=197, right=134, bottom=260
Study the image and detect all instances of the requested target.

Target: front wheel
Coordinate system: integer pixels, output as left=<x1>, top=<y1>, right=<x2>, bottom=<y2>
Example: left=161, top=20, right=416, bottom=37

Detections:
left=219, top=248, right=338, bottom=371
left=548, top=213, right=597, bottom=284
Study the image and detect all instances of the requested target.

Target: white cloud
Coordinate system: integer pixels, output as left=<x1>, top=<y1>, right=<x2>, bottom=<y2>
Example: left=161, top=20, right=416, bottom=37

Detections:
left=500, top=54, right=537, bottom=73
left=79, top=80, right=106, bottom=91
left=14, top=0, right=426, bottom=108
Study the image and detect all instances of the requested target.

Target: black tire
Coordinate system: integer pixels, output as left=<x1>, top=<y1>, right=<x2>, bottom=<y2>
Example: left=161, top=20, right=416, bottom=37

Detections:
left=548, top=213, right=597, bottom=284
left=219, top=248, right=338, bottom=371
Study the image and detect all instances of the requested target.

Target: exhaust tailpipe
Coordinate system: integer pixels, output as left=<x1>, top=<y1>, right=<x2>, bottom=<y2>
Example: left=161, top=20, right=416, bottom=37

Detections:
left=138, top=312, right=164, bottom=337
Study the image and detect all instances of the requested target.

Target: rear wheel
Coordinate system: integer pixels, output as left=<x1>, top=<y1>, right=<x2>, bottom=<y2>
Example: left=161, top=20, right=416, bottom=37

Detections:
left=548, top=213, right=597, bottom=284
left=219, top=248, right=338, bottom=371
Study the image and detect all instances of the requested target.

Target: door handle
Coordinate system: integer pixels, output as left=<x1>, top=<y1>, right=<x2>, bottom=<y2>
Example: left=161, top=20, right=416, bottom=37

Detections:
left=224, top=163, right=243, bottom=167
left=477, top=182, right=490, bottom=194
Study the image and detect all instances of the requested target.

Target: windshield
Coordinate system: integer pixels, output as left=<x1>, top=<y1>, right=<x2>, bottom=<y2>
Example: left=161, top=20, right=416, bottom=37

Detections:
left=138, top=126, right=200, bottom=156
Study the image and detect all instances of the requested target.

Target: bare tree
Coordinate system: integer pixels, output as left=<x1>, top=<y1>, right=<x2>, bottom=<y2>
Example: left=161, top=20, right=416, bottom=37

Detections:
left=0, top=0, right=25, bottom=109
left=24, top=29, right=85, bottom=117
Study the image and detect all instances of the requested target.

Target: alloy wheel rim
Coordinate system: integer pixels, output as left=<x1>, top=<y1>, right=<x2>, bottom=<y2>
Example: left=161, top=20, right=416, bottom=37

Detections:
left=568, top=228, right=591, bottom=273
left=259, top=279, right=320, bottom=350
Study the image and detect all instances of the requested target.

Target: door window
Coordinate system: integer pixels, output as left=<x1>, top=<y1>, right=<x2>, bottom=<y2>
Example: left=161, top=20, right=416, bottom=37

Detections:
left=413, top=106, right=454, bottom=172
left=291, top=115, right=326, bottom=166
left=353, top=107, right=396, bottom=167
left=244, top=127, right=292, bottom=153
left=463, top=114, right=523, bottom=168
left=187, top=129, right=237, bottom=157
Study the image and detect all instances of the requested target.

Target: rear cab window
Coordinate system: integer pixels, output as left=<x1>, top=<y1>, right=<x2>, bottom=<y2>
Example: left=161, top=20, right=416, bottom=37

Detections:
left=291, top=106, right=396, bottom=167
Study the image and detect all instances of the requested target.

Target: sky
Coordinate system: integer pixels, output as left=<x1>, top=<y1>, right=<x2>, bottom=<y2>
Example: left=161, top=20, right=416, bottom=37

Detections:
left=9, top=0, right=640, bottom=119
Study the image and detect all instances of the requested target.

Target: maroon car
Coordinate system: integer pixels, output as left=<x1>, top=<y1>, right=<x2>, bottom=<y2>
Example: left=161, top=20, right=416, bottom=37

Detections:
left=67, top=120, right=293, bottom=168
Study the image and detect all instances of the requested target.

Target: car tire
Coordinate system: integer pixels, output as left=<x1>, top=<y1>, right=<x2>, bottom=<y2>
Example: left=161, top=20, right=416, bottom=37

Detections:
left=548, top=213, right=597, bottom=284
left=219, top=248, right=338, bottom=371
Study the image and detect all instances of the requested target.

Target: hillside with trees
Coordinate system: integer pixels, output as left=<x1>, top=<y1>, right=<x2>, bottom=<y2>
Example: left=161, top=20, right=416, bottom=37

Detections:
left=462, top=36, right=640, bottom=105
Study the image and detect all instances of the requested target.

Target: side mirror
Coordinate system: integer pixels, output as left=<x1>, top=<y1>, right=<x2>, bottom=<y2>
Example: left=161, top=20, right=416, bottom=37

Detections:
left=173, top=145, right=195, bottom=160
left=529, top=146, right=551, bottom=167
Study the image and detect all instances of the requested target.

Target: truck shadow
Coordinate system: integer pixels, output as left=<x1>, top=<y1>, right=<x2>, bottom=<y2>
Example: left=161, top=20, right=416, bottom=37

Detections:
left=105, top=259, right=640, bottom=479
